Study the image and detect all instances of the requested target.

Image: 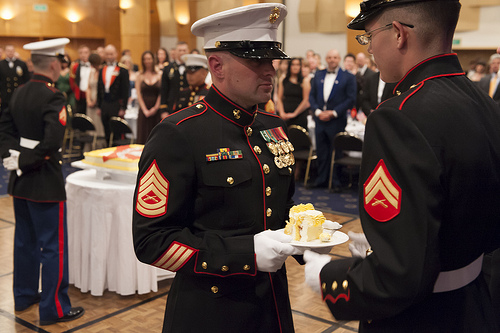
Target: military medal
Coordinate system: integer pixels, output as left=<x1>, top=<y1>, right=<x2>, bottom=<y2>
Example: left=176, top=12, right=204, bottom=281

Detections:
left=260, top=127, right=295, bottom=169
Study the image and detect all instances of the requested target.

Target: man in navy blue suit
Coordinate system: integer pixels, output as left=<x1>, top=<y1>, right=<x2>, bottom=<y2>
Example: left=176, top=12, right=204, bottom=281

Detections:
left=309, top=49, right=357, bottom=189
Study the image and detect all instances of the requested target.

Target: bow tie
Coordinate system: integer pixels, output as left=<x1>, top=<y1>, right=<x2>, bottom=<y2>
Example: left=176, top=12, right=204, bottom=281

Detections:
left=326, top=70, right=336, bottom=74
left=81, top=62, right=90, bottom=67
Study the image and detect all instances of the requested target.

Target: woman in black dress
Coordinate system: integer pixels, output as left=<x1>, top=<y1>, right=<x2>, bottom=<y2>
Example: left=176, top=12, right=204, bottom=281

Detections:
left=136, top=51, right=162, bottom=144
left=276, top=57, right=311, bottom=129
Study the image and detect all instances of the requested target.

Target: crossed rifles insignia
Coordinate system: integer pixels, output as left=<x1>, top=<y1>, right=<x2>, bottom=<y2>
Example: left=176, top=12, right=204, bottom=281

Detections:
left=136, top=160, right=169, bottom=218
left=364, top=159, right=401, bottom=222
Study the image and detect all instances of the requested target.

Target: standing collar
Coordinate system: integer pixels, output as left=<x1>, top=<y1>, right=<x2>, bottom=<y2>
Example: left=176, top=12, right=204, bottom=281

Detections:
left=393, top=53, right=465, bottom=95
left=202, top=85, right=258, bottom=127
left=31, top=73, right=54, bottom=85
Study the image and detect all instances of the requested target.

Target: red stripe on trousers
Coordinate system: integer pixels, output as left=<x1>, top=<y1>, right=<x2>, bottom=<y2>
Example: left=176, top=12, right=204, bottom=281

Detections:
left=54, top=202, right=65, bottom=317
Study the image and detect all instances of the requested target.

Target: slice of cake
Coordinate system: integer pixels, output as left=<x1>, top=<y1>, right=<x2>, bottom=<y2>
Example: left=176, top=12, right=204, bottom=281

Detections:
left=285, top=203, right=326, bottom=242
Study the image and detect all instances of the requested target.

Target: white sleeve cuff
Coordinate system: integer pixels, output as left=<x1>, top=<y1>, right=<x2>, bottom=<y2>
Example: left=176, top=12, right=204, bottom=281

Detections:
left=314, top=109, right=322, bottom=117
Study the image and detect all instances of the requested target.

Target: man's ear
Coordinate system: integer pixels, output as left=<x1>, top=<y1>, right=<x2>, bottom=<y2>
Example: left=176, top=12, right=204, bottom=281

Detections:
left=393, top=21, right=409, bottom=50
left=208, top=54, right=224, bottom=80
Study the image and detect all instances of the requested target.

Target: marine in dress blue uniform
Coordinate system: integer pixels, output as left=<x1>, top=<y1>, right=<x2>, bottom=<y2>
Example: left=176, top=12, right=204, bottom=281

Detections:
left=133, top=4, right=304, bottom=332
left=304, top=1, right=500, bottom=332
left=0, top=38, right=84, bottom=325
left=171, top=54, right=210, bottom=112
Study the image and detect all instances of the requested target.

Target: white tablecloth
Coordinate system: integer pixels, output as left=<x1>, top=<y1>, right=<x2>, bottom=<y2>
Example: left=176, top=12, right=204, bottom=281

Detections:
left=66, top=169, right=170, bottom=296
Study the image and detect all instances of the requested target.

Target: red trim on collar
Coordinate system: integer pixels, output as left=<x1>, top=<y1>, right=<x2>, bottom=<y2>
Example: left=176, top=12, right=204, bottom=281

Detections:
left=398, top=72, right=465, bottom=110
left=393, top=53, right=458, bottom=94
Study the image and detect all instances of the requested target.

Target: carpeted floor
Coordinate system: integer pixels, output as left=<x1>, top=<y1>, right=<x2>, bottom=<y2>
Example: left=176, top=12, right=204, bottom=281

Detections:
left=1, top=163, right=361, bottom=217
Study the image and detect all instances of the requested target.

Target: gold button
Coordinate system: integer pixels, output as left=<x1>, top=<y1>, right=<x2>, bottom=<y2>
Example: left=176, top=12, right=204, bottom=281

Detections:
left=233, top=109, right=241, bottom=119
left=265, top=187, right=272, bottom=196
left=267, top=208, right=272, bottom=217
left=322, top=282, right=327, bottom=293
left=196, top=104, right=203, bottom=109
left=263, top=164, right=270, bottom=174
left=202, top=262, right=208, bottom=269
left=246, top=127, right=253, bottom=136
left=227, top=177, right=234, bottom=185
left=332, top=281, right=338, bottom=291
left=243, top=265, right=250, bottom=271
left=189, top=96, right=194, bottom=101
left=14, top=77, right=18, bottom=81
left=211, top=286, right=219, bottom=294
left=396, top=90, right=401, bottom=96
left=254, top=146, right=262, bottom=154
left=59, top=160, right=63, bottom=165
left=342, top=280, right=348, bottom=289
left=221, top=265, right=229, bottom=272
left=7, top=89, right=11, bottom=93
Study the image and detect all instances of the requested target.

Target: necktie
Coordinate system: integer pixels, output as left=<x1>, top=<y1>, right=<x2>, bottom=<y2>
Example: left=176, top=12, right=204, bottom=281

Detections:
left=489, top=74, right=497, bottom=98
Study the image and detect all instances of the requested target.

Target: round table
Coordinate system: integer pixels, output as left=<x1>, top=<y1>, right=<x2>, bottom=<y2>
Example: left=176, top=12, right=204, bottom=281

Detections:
left=66, top=169, right=171, bottom=296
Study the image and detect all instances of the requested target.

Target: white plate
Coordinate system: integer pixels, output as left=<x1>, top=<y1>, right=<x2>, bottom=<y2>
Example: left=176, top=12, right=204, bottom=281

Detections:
left=279, top=229, right=349, bottom=248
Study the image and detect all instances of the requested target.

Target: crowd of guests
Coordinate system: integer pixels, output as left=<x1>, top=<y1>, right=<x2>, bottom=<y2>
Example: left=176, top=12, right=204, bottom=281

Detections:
left=1, top=42, right=498, bottom=163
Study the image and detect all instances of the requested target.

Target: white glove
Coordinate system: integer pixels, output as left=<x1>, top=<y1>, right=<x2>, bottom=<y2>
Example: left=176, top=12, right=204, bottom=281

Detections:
left=348, top=231, right=372, bottom=259
left=3, top=149, right=20, bottom=171
left=254, top=229, right=304, bottom=272
left=303, top=249, right=331, bottom=294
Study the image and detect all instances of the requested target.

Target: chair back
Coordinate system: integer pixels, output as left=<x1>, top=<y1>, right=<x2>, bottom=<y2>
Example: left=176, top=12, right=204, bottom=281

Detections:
left=288, top=125, right=312, bottom=152
left=334, top=132, right=363, bottom=152
left=109, top=117, right=134, bottom=146
left=72, top=113, right=96, bottom=132
left=109, top=117, right=133, bottom=136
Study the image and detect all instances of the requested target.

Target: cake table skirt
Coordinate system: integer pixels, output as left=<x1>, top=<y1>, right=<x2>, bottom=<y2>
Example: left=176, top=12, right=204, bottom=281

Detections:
left=66, top=169, right=166, bottom=296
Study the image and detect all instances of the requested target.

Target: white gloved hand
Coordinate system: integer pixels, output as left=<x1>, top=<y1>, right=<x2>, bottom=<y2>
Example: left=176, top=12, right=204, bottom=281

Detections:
left=254, top=229, right=304, bottom=272
left=348, top=231, right=372, bottom=259
left=3, top=149, right=20, bottom=171
left=303, top=249, right=331, bottom=294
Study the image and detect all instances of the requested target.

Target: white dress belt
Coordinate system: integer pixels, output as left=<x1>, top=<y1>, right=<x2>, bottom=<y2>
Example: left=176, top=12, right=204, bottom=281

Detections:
left=433, top=253, right=484, bottom=293
left=20, top=137, right=40, bottom=149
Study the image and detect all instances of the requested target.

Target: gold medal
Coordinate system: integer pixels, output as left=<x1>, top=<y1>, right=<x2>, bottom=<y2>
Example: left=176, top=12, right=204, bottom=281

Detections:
left=280, top=141, right=290, bottom=154
left=274, top=156, right=284, bottom=169
left=266, top=142, right=278, bottom=156
left=287, top=141, right=294, bottom=152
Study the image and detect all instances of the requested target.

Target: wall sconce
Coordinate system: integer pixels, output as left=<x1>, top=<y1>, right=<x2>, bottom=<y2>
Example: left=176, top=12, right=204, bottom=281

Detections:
left=174, top=0, right=190, bottom=25
left=119, top=0, right=134, bottom=13
left=345, top=0, right=360, bottom=18
left=67, top=10, right=82, bottom=23
left=1, top=7, right=15, bottom=20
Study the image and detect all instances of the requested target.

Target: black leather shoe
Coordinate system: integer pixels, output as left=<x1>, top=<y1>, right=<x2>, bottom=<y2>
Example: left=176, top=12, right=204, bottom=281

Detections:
left=15, top=294, right=41, bottom=311
left=40, top=307, right=85, bottom=325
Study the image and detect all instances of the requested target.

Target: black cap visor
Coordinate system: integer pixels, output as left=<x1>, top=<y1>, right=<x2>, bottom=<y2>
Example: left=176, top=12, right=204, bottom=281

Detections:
left=206, top=41, right=290, bottom=59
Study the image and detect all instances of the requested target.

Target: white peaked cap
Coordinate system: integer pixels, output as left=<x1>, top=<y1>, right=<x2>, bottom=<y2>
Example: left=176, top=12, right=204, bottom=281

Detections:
left=191, top=3, right=289, bottom=59
left=181, top=54, right=208, bottom=69
left=23, top=38, right=70, bottom=57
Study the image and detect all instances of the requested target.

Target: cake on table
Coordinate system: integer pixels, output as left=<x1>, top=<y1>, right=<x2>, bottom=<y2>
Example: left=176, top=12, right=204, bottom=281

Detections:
left=81, top=144, right=144, bottom=172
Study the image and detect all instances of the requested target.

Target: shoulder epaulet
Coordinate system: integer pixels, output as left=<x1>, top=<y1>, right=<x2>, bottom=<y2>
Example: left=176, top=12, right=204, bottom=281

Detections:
left=163, top=61, right=170, bottom=67
left=118, top=62, right=128, bottom=69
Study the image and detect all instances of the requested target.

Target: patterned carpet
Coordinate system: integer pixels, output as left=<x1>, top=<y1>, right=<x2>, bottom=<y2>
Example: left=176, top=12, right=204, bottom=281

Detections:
left=1, top=163, right=361, bottom=217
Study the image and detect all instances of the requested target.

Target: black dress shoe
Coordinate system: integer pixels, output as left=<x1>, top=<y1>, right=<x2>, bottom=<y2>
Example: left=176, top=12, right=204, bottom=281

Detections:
left=15, top=294, right=41, bottom=311
left=40, top=307, right=85, bottom=325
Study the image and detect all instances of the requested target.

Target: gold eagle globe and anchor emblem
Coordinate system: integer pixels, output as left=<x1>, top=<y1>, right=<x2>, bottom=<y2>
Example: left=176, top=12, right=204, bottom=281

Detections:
left=269, top=7, right=280, bottom=23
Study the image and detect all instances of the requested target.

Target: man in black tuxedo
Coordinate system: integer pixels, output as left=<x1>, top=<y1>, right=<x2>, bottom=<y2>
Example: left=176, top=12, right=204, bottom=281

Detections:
left=70, top=45, right=91, bottom=115
left=355, top=52, right=375, bottom=113
left=361, top=71, right=396, bottom=114
left=0, top=45, right=31, bottom=113
left=97, top=44, right=129, bottom=143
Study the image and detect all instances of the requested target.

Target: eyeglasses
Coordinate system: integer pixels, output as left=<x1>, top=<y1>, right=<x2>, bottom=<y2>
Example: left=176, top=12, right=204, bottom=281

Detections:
left=355, top=22, right=414, bottom=45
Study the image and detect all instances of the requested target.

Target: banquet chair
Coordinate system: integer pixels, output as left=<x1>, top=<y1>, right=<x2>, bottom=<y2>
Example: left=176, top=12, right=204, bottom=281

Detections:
left=328, top=132, right=363, bottom=192
left=109, top=116, right=135, bottom=147
left=65, top=113, right=102, bottom=160
left=287, top=125, right=317, bottom=187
